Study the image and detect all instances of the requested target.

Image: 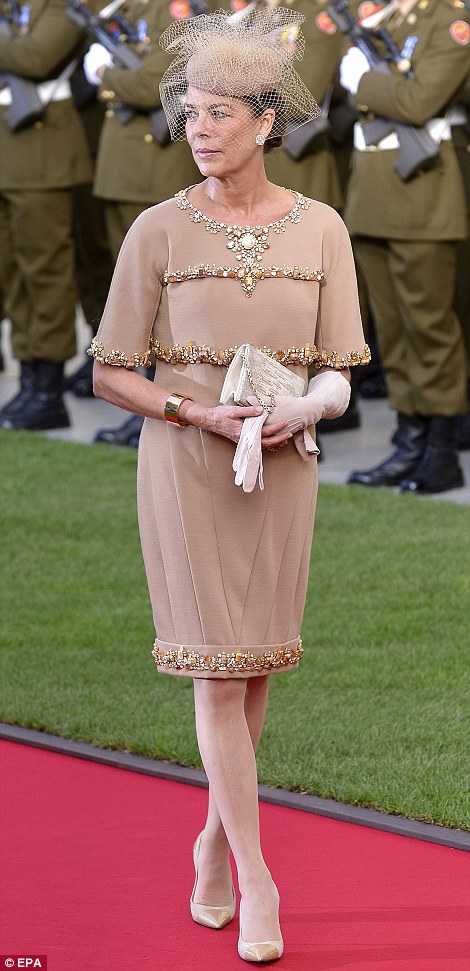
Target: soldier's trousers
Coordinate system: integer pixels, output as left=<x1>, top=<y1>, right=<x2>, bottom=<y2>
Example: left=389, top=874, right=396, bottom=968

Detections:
left=0, top=188, right=77, bottom=362
left=453, top=126, right=470, bottom=377
left=103, top=200, right=150, bottom=263
left=74, top=184, right=113, bottom=333
left=353, top=236, right=468, bottom=417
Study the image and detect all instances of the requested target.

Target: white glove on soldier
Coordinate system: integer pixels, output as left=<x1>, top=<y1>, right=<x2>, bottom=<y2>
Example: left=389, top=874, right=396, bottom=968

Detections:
left=84, top=43, right=113, bottom=86
left=339, top=46, right=370, bottom=95
left=265, top=370, right=351, bottom=460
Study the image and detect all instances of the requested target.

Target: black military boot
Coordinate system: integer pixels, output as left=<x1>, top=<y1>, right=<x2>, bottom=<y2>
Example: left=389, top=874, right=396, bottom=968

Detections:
left=457, top=410, right=470, bottom=450
left=94, top=413, right=144, bottom=448
left=457, top=383, right=470, bottom=450
left=1, top=360, right=70, bottom=430
left=94, top=364, right=155, bottom=447
left=357, top=371, right=388, bottom=399
left=347, top=413, right=428, bottom=487
left=0, top=361, right=36, bottom=421
left=400, top=417, right=464, bottom=494
left=64, top=355, right=94, bottom=397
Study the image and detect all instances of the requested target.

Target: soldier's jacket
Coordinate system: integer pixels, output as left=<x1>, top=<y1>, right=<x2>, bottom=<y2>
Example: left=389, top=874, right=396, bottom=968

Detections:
left=453, top=64, right=470, bottom=185
left=344, top=0, right=470, bottom=240
left=264, top=0, right=345, bottom=207
left=94, top=0, right=220, bottom=204
left=0, top=0, right=93, bottom=189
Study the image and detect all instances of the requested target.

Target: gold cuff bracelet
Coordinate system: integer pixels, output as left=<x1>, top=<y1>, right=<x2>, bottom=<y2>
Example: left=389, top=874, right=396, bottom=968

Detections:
left=164, top=392, right=194, bottom=427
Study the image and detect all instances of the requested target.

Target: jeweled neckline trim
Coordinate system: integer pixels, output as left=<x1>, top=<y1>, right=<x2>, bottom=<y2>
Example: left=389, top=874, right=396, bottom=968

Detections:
left=175, top=186, right=312, bottom=295
left=175, top=185, right=310, bottom=233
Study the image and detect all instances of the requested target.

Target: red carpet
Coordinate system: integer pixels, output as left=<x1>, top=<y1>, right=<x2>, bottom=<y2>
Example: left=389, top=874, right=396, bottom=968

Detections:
left=1, top=740, right=469, bottom=971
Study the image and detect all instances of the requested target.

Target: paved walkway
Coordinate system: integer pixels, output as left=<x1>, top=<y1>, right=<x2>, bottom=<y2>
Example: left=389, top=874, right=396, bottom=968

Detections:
left=1, top=315, right=469, bottom=506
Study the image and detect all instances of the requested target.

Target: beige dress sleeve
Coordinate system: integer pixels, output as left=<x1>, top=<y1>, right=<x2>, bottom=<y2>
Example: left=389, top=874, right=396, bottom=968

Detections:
left=313, top=204, right=365, bottom=369
left=88, top=207, right=168, bottom=368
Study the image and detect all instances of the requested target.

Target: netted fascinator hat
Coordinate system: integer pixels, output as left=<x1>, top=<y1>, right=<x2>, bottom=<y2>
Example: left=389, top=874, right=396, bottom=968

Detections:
left=159, top=7, right=320, bottom=142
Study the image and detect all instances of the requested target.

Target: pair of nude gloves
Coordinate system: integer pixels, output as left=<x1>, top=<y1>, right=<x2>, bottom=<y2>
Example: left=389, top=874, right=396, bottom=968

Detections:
left=233, top=370, right=351, bottom=493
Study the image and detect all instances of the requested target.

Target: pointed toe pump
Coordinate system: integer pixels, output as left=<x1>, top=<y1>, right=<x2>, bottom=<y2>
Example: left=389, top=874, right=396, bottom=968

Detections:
left=190, top=832, right=236, bottom=930
left=237, top=936, right=284, bottom=963
left=237, top=890, right=283, bottom=962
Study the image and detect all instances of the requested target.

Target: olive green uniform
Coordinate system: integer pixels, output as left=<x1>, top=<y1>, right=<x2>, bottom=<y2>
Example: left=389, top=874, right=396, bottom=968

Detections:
left=72, top=66, right=114, bottom=331
left=0, top=0, right=92, bottom=363
left=452, top=67, right=470, bottom=373
left=343, top=0, right=469, bottom=419
left=93, top=0, right=215, bottom=259
left=265, top=0, right=343, bottom=208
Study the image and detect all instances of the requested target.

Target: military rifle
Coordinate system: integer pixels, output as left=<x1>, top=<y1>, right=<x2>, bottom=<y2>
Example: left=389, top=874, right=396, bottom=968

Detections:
left=328, top=0, right=439, bottom=180
left=66, top=0, right=171, bottom=143
left=66, top=0, right=208, bottom=146
left=283, top=89, right=333, bottom=161
left=0, top=2, right=45, bottom=131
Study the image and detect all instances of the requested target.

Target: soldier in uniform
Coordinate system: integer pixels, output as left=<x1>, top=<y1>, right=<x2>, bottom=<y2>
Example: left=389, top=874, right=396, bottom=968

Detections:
left=83, top=0, right=212, bottom=445
left=65, top=59, right=115, bottom=397
left=452, top=64, right=470, bottom=448
left=0, top=0, right=94, bottom=430
left=263, top=0, right=343, bottom=208
left=263, top=0, right=369, bottom=435
left=0, top=283, right=5, bottom=370
left=341, top=0, right=470, bottom=493
left=84, top=0, right=209, bottom=260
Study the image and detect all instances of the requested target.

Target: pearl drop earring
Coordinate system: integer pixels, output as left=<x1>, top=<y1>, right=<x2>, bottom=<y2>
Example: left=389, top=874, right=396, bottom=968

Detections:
left=255, top=133, right=265, bottom=146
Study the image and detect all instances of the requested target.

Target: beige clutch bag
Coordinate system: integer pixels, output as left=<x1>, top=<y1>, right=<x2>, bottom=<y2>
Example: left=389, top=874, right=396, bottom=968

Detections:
left=220, top=343, right=305, bottom=413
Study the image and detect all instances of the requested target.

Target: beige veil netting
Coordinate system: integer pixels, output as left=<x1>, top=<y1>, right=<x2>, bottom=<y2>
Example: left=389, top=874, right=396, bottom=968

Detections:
left=159, top=7, right=320, bottom=142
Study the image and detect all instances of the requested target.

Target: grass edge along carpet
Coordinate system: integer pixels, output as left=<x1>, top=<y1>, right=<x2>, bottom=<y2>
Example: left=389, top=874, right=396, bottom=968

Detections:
left=1, top=430, right=470, bottom=830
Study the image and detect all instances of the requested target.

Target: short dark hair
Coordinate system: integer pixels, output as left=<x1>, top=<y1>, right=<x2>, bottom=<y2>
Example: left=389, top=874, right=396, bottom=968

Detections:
left=240, top=91, right=288, bottom=153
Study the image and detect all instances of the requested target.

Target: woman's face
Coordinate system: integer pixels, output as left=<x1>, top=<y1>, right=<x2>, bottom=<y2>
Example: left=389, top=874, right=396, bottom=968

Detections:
left=184, top=85, right=273, bottom=177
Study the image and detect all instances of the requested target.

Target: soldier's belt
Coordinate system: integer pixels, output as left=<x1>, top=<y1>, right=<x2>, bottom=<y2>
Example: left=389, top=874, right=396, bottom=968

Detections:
left=0, top=79, right=72, bottom=106
left=354, top=112, right=465, bottom=153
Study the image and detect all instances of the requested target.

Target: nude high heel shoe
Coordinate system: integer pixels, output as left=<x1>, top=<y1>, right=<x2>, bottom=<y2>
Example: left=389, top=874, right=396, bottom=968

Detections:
left=190, top=832, right=236, bottom=930
left=237, top=936, right=284, bottom=963
left=237, top=893, right=284, bottom=962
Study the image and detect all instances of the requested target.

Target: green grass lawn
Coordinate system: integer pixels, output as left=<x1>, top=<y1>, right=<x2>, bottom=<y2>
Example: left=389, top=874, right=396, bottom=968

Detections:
left=1, top=430, right=469, bottom=829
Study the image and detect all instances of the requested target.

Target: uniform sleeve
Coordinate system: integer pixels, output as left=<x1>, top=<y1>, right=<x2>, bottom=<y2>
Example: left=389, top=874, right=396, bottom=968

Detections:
left=355, top=18, right=470, bottom=126
left=0, top=0, right=85, bottom=77
left=99, top=47, right=168, bottom=111
left=298, top=8, right=345, bottom=106
left=97, top=3, right=175, bottom=111
left=97, top=0, right=258, bottom=112
left=314, top=207, right=370, bottom=369
left=88, top=206, right=168, bottom=368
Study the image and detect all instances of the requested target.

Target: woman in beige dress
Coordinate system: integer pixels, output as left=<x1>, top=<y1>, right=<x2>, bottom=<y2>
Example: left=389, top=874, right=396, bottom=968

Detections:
left=90, top=8, right=369, bottom=963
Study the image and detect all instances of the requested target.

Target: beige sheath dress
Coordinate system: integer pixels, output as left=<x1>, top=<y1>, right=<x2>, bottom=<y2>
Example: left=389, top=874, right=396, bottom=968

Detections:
left=90, top=187, right=369, bottom=679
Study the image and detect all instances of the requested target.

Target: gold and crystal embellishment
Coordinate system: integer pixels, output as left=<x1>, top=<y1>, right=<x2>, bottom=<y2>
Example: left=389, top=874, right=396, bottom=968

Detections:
left=152, top=639, right=304, bottom=674
left=174, top=187, right=318, bottom=296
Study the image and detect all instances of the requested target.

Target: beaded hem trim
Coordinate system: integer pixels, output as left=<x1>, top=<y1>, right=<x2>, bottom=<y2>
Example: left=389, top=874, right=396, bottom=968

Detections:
left=162, top=263, right=325, bottom=296
left=87, top=338, right=152, bottom=369
left=152, top=339, right=371, bottom=370
left=175, top=186, right=312, bottom=296
left=152, top=639, right=304, bottom=674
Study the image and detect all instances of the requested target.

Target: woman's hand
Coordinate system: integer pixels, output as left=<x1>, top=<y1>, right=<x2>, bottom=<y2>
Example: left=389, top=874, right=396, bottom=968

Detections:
left=260, top=416, right=294, bottom=450
left=184, top=401, right=289, bottom=445
left=264, top=395, right=312, bottom=434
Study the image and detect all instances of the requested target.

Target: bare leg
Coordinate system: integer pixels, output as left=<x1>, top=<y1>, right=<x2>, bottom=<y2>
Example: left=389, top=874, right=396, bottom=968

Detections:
left=193, top=677, right=280, bottom=943
left=194, top=676, right=269, bottom=904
